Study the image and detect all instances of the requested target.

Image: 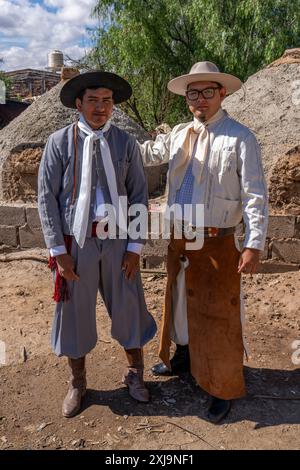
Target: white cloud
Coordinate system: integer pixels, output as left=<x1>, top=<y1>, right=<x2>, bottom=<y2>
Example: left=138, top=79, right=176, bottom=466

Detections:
left=0, top=0, right=98, bottom=71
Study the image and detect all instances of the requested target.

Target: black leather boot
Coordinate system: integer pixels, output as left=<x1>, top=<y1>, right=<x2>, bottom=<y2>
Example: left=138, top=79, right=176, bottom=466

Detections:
left=207, top=396, right=231, bottom=424
left=151, top=344, right=190, bottom=376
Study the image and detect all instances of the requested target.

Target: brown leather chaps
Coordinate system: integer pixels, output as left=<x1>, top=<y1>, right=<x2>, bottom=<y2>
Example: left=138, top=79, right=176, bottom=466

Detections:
left=159, top=234, right=246, bottom=400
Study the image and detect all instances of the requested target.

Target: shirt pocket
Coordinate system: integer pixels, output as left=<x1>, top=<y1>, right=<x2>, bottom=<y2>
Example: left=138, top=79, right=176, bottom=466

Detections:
left=208, top=150, right=220, bottom=174
left=218, top=147, right=237, bottom=181
left=212, top=196, right=242, bottom=227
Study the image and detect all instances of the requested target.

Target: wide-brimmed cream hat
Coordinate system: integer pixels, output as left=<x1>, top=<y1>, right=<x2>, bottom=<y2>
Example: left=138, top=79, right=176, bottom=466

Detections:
left=168, top=61, right=242, bottom=96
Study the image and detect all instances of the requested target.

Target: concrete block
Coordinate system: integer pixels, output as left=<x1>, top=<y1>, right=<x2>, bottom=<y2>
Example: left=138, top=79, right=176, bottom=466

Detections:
left=0, top=225, right=18, bottom=246
left=143, top=239, right=168, bottom=257
left=258, top=261, right=299, bottom=274
left=0, top=205, right=26, bottom=226
left=142, top=255, right=166, bottom=270
left=271, top=239, right=300, bottom=264
left=267, top=215, right=296, bottom=238
left=19, top=224, right=45, bottom=249
left=26, top=206, right=41, bottom=229
left=145, top=163, right=168, bottom=196
left=261, top=240, right=269, bottom=260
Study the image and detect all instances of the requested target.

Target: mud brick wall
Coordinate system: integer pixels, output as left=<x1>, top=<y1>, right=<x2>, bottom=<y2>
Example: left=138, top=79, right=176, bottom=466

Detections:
left=0, top=205, right=300, bottom=268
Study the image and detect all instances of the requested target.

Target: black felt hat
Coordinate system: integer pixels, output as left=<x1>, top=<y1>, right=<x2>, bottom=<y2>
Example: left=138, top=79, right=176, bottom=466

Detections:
left=60, top=70, right=132, bottom=108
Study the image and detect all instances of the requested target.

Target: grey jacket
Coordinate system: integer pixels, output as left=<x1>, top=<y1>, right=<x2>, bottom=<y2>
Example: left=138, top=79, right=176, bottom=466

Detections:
left=38, top=123, right=148, bottom=249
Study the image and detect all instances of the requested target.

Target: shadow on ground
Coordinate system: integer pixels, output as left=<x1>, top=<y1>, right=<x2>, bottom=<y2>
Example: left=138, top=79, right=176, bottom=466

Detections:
left=81, top=366, right=300, bottom=429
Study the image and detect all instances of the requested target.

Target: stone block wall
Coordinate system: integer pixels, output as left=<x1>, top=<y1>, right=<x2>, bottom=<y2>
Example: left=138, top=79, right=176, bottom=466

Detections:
left=0, top=205, right=300, bottom=270
left=142, top=214, right=300, bottom=270
left=0, top=204, right=45, bottom=249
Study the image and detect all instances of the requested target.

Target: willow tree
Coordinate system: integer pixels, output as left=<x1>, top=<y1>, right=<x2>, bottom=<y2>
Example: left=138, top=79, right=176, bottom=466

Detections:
left=90, top=0, right=300, bottom=129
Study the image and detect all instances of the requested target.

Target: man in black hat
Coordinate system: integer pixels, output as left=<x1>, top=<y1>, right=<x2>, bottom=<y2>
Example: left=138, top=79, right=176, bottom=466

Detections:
left=38, top=71, right=156, bottom=417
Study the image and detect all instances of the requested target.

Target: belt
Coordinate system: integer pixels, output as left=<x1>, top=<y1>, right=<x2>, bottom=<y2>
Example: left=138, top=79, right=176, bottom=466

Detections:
left=180, top=225, right=236, bottom=238
left=203, top=226, right=235, bottom=238
left=92, top=221, right=235, bottom=239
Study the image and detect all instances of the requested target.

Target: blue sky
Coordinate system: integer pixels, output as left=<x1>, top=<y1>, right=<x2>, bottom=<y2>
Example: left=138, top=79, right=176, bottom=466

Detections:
left=0, top=0, right=99, bottom=71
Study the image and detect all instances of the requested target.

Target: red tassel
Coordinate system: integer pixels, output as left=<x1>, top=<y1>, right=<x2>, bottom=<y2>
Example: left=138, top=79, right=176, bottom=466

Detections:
left=48, top=235, right=73, bottom=303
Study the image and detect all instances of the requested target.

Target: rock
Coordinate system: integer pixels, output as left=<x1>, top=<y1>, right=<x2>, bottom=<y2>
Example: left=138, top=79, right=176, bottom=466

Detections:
left=36, top=422, right=53, bottom=432
left=21, top=346, right=27, bottom=362
left=71, top=438, right=85, bottom=448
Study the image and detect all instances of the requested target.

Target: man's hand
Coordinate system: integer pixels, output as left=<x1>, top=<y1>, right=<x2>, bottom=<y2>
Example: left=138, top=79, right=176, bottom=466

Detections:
left=238, top=248, right=261, bottom=275
left=56, top=254, right=80, bottom=281
left=122, top=251, right=140, bottom=281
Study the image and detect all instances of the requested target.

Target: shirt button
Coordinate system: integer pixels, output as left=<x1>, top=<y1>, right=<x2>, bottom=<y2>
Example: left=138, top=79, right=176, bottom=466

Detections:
left=92, top=186, right=96, bottom=190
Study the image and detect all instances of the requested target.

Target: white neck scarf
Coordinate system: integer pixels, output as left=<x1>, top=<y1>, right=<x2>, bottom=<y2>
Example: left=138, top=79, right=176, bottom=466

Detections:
left=72, top=115, right=123, bottom=248
left=169, top=108, right=225, bottom=189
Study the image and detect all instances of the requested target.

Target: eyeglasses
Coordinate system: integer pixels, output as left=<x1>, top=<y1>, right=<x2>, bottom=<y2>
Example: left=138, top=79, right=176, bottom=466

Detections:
left=186, top=86, right=221, bottom=101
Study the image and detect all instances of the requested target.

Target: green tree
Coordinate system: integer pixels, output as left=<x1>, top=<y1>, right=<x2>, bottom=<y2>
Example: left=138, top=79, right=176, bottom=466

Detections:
left=90, top=0, right=300, bottom=130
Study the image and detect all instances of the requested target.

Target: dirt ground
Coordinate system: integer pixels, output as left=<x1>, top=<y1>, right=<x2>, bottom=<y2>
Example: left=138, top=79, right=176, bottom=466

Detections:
left=0, top=252, right=300, bottom=450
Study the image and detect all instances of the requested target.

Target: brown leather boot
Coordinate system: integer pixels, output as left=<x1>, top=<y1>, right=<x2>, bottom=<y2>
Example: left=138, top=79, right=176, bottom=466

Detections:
left=62, top=357, right=86, bottom=418
left=122, top=348, right=150, bottom=403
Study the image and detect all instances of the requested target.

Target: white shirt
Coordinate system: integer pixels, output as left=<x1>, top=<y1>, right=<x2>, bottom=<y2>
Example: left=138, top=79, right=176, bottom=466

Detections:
left=139, top=110, right=268, bottom=251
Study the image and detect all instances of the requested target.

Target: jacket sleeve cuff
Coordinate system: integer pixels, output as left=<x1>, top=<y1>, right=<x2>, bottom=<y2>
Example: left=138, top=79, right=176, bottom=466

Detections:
left=49, top=245, right=67, bottom=257
left=126, top=242, right=143, bottom=255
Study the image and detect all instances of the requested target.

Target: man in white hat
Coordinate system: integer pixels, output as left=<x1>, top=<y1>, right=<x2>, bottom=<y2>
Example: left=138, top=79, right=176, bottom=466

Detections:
left=140, top=61, right=268, bottom=423
left=38, top=71, right=156, bottom=417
